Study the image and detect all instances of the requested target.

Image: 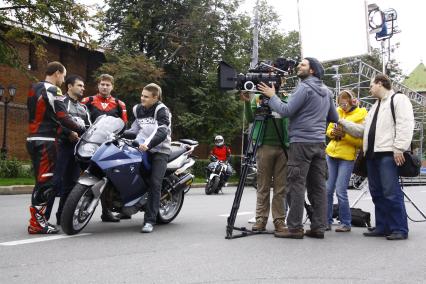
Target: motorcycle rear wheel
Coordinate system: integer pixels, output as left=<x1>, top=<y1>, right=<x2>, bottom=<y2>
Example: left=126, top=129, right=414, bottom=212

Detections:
left=157, top=190, right=184, bottom=224
left=61, top=184, right=96, bottom=235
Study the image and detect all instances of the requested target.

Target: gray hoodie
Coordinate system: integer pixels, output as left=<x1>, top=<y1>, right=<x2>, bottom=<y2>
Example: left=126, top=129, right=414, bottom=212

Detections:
left=268, top=76, right=339, bottom=143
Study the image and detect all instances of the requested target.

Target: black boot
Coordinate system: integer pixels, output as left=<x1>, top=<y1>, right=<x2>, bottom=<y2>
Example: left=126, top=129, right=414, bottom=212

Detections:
left=101, top=210, right=120, bottom=222
left=116, top=213, right=132, bottom=220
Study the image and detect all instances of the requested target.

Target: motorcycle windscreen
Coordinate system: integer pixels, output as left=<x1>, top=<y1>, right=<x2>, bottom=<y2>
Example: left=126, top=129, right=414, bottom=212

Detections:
left=82, top=115, right=125, bottom=144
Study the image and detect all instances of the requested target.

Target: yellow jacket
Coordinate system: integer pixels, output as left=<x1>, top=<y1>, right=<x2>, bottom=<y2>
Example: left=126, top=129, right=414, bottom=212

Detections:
left=326, top=106, right=367, bottom=161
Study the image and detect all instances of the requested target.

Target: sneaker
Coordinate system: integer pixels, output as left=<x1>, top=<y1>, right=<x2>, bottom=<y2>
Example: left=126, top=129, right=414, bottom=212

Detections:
left=141, top=223, right=154, bottom=233
left=28, top=206, right=59, bottom=234
left=273, top=218, right=286, bottom=233
left=305, top=229, right=325, bottom=239
left=252, top=217, right=267, bottom=231
left=274, top=227, right=304, bottom=239
left=335, top=225, right=351, bottom=232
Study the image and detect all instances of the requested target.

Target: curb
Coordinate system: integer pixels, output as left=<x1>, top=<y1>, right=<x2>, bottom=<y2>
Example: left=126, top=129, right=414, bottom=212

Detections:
left=0, top=183, right=239, bottom=195
left=0, top=185, right=34, bottom=195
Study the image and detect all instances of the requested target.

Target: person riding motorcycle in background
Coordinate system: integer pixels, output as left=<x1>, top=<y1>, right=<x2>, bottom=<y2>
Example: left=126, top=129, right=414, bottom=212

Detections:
left=207, top=135, right=233, bottom=184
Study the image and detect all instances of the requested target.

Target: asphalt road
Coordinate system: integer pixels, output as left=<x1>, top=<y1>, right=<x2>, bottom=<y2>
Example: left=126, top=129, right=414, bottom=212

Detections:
left=1, top=185, right=426, bottom=283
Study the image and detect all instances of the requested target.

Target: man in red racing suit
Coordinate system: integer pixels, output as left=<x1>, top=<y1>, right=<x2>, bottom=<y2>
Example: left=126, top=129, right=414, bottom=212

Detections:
left=81, top=74, right=128, bottom=222
left=26, top=61, right=86, bottom=234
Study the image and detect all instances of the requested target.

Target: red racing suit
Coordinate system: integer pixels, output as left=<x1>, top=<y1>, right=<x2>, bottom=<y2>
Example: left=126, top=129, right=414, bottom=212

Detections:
left=27, top=81, right=85, bottom=206
left=81, top=93, right=128, bottom=123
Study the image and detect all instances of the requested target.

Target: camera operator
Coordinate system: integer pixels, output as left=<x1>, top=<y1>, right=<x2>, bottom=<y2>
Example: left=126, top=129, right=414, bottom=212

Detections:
left=258, top=57, right=339, bottom=239
left=240, top=91, right=289, bottom=236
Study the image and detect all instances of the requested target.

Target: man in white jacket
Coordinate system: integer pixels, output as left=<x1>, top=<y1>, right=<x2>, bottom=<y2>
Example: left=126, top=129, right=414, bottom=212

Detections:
left=339, top=74, right=414, bottom=240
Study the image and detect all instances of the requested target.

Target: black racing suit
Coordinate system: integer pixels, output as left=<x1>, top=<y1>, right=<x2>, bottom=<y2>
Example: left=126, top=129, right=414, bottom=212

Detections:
left=45, top=95, right=91, bottom=221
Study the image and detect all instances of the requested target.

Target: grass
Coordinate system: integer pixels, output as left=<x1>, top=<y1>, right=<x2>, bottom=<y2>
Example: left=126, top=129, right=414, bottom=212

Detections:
left=0, top=177, right=35, bottom=186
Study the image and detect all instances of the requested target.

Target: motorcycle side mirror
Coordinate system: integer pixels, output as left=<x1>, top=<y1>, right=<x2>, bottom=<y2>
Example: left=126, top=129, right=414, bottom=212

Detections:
left=122, top=130, right=137, bottom=140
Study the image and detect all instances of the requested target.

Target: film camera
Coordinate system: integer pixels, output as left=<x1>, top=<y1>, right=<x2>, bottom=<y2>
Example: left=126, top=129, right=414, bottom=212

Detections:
left=218, top=58, right=297, bottom=92
left=218, top=58, right=297, bottom=110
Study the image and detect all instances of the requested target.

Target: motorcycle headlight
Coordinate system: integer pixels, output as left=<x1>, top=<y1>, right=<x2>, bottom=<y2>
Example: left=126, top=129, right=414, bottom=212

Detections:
left=78, top=143, right=99, bottom=158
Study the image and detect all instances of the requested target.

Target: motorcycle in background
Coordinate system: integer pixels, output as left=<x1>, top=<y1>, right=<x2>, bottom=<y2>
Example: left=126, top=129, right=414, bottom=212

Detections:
left=205, top=155, right=230, bottom=195
left=61, top=115, right=198, bottom=235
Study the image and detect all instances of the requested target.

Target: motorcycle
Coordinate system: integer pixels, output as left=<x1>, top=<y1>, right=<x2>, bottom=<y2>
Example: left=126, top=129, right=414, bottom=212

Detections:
left=245, top=163, right=257, bottom=189
left=205, top=155, right=230, bottom=195
left=61, top=115, right=198, bottom=235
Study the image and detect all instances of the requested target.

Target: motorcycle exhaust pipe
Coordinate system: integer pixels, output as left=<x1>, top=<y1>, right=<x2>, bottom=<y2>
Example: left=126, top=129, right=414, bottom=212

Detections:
left=172, top=173, right=194, bottom=193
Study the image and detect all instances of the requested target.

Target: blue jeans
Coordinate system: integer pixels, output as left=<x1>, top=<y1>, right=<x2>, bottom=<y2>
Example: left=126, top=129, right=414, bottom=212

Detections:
left=326, top=156, right=354, bottom=226
left=367, top=154, right=408, bottom=236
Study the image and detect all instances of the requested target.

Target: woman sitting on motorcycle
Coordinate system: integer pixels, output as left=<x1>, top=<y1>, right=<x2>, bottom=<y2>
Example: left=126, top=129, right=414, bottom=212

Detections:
left=207, top=135, right=233, bottom=185
left=128, top=83, right=172, bottom=233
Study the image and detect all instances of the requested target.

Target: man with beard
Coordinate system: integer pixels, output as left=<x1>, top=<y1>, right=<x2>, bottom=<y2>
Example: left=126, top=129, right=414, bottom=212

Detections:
left=258, top=57, right=339, bottom=239
left=45, top=75, right=91, bottom=225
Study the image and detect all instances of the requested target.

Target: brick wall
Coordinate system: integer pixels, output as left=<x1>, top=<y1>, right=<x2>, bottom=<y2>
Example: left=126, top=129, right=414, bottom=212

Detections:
left=0, top=35, right=105, bottom=160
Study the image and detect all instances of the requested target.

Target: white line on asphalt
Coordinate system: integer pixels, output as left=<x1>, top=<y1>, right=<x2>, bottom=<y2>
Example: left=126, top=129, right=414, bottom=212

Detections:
left=0, top=233, right=91, bottom=246
left=219, top=211, right=253, bottom=217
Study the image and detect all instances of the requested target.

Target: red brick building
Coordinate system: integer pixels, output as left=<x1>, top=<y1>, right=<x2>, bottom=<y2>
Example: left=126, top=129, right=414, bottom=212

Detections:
left=0, top=27, right=105, bottom=160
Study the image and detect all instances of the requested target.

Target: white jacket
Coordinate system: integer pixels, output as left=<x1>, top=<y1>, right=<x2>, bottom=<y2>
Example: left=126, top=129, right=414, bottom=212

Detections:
left=339, top=91, right=414, bottom=154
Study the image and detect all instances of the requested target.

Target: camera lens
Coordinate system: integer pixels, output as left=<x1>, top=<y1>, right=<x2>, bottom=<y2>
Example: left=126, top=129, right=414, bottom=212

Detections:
left=244, top=81, right=255, bottom=91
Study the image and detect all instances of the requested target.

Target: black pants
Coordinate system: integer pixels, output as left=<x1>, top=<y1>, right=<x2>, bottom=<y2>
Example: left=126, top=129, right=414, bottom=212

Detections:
left=145, top=152, right=169, bottom=224
left=286, top=142, right=327, bottom=232
left=26, top=140, right=57, bottom=207
left=45, top=142, right=81, bottom=220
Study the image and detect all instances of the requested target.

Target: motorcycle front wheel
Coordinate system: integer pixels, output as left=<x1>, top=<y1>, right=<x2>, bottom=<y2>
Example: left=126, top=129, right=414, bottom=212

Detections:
left=157, top=189, right=184, bottom=224
left=61, top=184, right=97, bottom=235
left=205, top=176, right=219, bottom=195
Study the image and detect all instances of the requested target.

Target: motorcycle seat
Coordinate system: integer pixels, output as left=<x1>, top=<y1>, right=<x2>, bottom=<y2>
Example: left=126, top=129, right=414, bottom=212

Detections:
left=168, top=145, right=187, bottom=162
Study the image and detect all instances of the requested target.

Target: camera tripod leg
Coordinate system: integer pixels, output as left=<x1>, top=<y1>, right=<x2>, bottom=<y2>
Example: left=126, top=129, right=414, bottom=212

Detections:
left=402, top=190, right=426, bottom=220
left=350, top=179, right=370, bottom=208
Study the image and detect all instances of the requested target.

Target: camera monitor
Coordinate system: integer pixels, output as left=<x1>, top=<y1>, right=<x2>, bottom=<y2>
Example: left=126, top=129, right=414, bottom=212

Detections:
left=218, top=61, right=238, bottom=90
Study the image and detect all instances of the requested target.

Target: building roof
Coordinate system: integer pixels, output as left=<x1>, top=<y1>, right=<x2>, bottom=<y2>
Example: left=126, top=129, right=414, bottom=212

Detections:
left=403, top=63, right=426, bottom=93
left=3, top=19, right=104, bottom=53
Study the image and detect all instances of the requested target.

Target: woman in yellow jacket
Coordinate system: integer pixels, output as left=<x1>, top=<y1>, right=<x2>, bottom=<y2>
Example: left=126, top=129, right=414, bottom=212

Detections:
left=326, top=90, right=367, bottom=232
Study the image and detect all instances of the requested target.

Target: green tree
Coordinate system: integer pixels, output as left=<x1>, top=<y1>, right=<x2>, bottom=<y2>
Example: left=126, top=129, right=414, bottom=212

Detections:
left=98, top=0, right=301, bottom=144
left=0, top=0, right=93, bottom=70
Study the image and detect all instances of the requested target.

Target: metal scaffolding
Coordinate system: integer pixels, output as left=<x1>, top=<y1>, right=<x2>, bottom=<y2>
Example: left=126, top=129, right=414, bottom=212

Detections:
left=283, top=59, right=426, bottom=159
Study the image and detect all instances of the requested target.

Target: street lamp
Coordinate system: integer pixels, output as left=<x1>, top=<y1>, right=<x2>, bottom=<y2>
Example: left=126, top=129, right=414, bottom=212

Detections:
left=0, top=84, right=17, bottom=159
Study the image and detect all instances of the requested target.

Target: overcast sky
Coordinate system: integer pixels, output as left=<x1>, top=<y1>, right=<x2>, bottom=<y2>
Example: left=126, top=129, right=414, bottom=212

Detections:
left=241, top=0, right=424, bottom=75
left=79, top=0, right=423, bottom=75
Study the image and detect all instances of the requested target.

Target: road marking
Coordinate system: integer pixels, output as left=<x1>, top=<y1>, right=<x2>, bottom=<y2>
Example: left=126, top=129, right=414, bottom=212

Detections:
left=421, top=191, right=426, bottom=193
left=0, top=233, right=91, bottom=246
left=219, top=211, right=253, bottom=217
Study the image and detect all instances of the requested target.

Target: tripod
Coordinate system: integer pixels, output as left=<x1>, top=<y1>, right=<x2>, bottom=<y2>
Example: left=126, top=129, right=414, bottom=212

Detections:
left=351, top=177, right=426, bottom=221
left=226, top=107, right=288, bottom=239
